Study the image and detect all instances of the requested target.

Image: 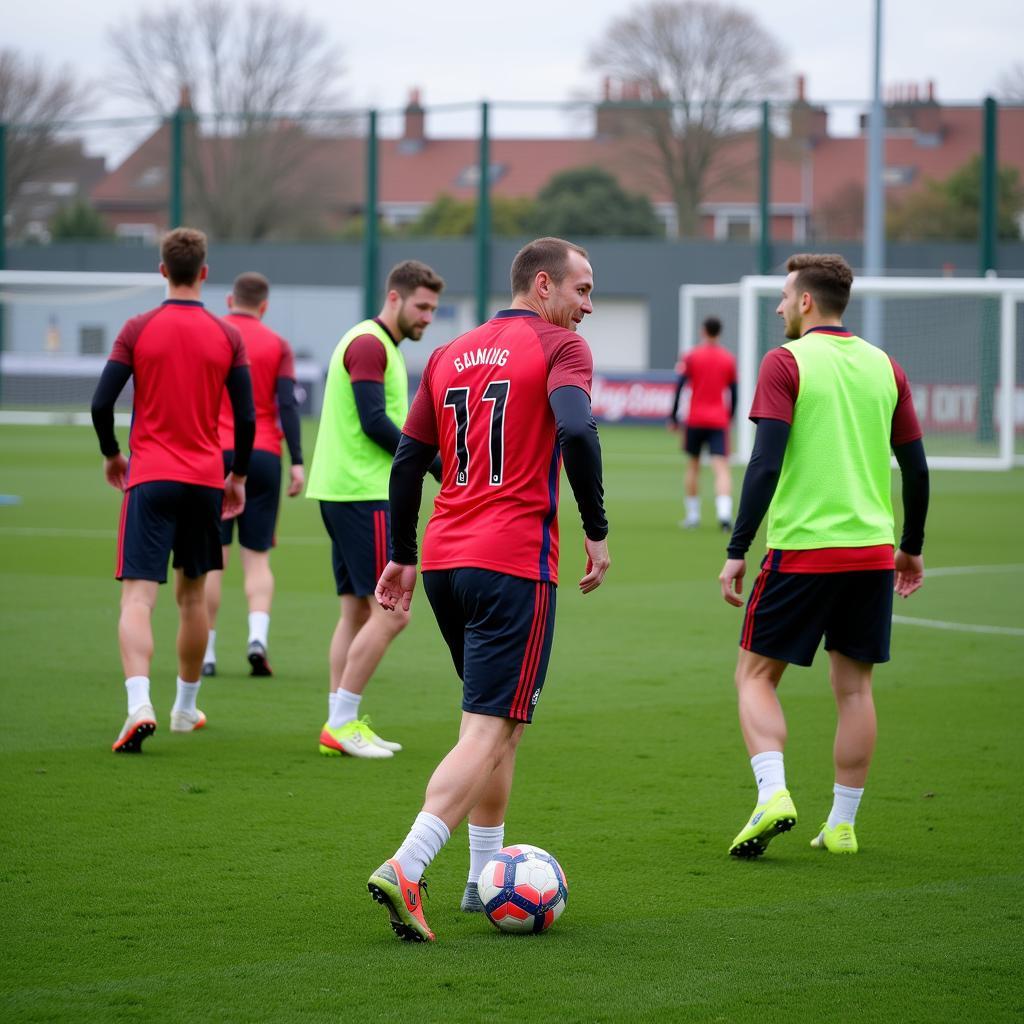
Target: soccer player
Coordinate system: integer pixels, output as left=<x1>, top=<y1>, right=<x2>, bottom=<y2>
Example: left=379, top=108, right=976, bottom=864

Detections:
left=202, top=272, right=304, bottom=678
left=90, top=227, right=255, bottom=753
left=368, top=236, right=611, bottom=942
left=668, top=316, right=737, bottom=530
left=719, top=253, right=929, bottom=857
left=305, top=260, right=444, bottom=759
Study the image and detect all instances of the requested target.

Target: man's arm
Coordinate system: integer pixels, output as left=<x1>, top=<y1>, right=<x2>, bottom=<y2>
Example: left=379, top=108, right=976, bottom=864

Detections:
left=376, top=434, right=438, bottom=612
left=719, top=418, right=790, bottom=605
left=893, top=438, right=929, bottom=598
left=668, top=373, right=687, bottom=426
left=276, top=376, right=305, bottom=496
left=728, top=381, right=738, bottom=421
left=549, top=385, right=610, bottom=593
left=90, top=360, right=133, bottom=490
left=352, top=380, right=404, bottom=455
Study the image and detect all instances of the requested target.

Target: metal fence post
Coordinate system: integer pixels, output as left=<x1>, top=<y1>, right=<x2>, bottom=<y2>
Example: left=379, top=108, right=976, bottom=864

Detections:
left=977, top=96, right=999, bottom=443
left=169, top=106, right=184, bottom=229
left=758, top=101, right=772, bottom=275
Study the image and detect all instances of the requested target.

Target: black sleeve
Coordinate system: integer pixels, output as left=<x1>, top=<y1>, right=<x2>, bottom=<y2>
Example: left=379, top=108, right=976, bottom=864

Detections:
left=353, top=380, right=403, bottom=455
left=726, top=418, right=791, bottom=559
left=549, top=385, right=608, bottom=542
left=728, top=381, right=738, bottom=421
left=389, top=434, right=439, bottom=565
left=275, top=376, right=303, bottom=465
left=226, top=365, right=256, bottom=478
left=893, top=438, right=929, bottom=555
left=669, top=374, right=687, bottom=423
left=90, top=360, right=133, bottom=457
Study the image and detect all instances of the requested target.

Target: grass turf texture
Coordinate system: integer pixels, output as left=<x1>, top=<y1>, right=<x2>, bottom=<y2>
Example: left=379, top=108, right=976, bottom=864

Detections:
left=1, top=423, right=1021, bottom=1023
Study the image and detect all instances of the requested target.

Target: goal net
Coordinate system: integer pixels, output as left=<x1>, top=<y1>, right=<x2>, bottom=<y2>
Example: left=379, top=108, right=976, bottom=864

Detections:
left=0, top=270, right=166, bottom=424
left=681, top=276, right=1024, bottom=470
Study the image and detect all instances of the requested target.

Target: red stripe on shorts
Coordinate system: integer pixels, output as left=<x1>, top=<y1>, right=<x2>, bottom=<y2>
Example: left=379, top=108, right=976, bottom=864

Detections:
left=741, top=568, right=769, bottom=650
left=374, top=510, right=385, bottom=579
left=512, top=584, right=548, bottom=720
left=115, top=489, right=131, bottom=578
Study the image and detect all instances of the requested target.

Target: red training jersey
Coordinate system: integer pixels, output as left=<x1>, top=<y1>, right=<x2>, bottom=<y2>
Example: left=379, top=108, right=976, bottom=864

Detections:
left=402, top=309, right=594, bottom=584
left=110, top=300, right=248, bottom=489
left=749, top=331, right=924, bottom=572
left=675, top=343, right=736, bottom=429
left=216, top=312, right=296, bottom=455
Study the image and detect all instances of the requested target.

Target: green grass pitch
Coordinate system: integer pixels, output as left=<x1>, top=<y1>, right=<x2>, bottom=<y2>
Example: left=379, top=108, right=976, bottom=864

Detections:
left=1, top=423, right=1021, bottom=1023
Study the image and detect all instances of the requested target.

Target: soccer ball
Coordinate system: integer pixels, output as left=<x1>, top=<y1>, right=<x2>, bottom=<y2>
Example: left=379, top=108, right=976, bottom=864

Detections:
left=477, top=844, right=568, bottom=934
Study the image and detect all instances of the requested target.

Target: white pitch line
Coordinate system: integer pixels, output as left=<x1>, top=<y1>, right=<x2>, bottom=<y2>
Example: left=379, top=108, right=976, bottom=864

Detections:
left=891, top=615, right=1024, bottom=638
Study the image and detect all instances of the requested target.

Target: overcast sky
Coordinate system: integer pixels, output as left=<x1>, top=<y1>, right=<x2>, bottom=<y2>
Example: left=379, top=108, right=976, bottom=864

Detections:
left=6, top=0, right=1023, bottom=137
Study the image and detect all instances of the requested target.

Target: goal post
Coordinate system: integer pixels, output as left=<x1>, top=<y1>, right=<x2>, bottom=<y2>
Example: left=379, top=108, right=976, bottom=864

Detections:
left=681, top=275, right=1024, bottom=470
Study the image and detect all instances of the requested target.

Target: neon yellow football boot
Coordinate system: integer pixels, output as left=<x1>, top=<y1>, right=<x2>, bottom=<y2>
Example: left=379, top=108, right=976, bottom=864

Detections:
left=729, top=789, right=798, bottom=858
left=810, top=821, right=858, bottom=854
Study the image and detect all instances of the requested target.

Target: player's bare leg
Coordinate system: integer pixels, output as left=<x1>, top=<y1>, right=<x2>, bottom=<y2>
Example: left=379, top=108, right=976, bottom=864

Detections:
left=170, top=570, right=209, bottom=733
left=321, top=596, right=404, bottom=757
left=711, top=454, right=733, bottom=529
left=682, top=455, right=701, bottom=527
left=201, top=547, right=229, bottom=676
left=241, top=547, right=273, bottom=675
left=810, top=651, right=875, bottom=853
left=462, top=721, right=524, bottom=910
left=729, top=650, right=796, bottom=857
left=113, top=578, right=159, bottom=752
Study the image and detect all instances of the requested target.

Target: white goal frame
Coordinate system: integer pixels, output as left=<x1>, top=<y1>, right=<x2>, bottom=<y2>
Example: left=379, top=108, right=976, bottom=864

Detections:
left=681, top=275, right=1024, bottom=470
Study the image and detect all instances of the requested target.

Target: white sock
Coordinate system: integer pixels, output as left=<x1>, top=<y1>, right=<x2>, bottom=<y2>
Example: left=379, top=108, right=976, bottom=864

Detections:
left=685, top=496, right=700, bottom=521
left=716, top=494, right=733, bottom=522
left=125, top=676, right=151, bottom=715
left=394, top=812, right=450, bottom=883
left=328, top=688, right=361, bottom=729
left=248, top=611, right=270, bottom=647
left=827, top=783, right=864, bottom=828
left=172, top=677, right=201, bottom=715
left=751, top=751, right=786, bottom=804
left=204, top=629, right=216, bottom=663
left=467, top=823, right=505, bottom=885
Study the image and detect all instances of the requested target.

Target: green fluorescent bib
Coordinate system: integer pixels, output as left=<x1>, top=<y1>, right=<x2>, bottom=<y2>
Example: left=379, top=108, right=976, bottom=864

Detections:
left=306, top=319, right=408, bottom=502
left=767, top=333, right=897, bottom=550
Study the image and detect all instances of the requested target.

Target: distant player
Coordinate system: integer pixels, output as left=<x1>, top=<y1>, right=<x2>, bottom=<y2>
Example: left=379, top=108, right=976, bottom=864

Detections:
left=202, top=272, right=304, bottom=678
left=368, top=237, right=611, bottom=942
left=305, top=261, right=444, bottom=759
left=719, top=253, right=929, bottom=857
left=668, top=316, right=737, bottom=530
left=90, top=227, right=255, bottom=753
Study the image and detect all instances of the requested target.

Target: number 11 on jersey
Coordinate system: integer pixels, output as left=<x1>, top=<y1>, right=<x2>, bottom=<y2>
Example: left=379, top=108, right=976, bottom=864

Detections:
left=443, top=381, right=510, bottom=487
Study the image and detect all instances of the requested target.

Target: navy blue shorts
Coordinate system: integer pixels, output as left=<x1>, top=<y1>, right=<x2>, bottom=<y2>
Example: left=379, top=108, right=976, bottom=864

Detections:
left=319, top=500, right=390, bottom=597
left=740, top=565, right=895, bottom=667
left=116, top=481, right=223, bottom=583
left=684, top=426, right=728, bottom=457
left=422, top=568, right=557, bottom=724
left=219, top=450, right=281, bottom=551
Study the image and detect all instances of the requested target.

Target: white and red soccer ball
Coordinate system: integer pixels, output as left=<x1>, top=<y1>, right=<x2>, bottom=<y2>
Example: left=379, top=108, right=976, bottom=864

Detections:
left=478, top=844, right=568, bottom=934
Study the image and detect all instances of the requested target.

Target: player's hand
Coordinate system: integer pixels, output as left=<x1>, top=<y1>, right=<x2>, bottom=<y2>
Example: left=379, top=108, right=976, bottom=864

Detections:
left=222, top=473, right=246, bottom=520
left=104, top=454, right=128, bottom=491
left=894, top=549, right=924, bottom=598
left=287, top=464, right=305, bottom=497
left=666, top=418, right=679, bottom=432
left=719, top=557, right=746, bottom=607
left=579, top=537, right=610, bottom=594
left=376, top=560, right=418, bottom=612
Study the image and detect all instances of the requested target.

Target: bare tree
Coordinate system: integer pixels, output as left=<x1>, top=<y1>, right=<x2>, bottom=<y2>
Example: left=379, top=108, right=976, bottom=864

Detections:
left=589, top=0, right=786, bottom=236
left=0, top=49, right=91, bottom=200
left=996, top=62, right=1024, bottom=102
left=107, top=0, right=347, bottom=239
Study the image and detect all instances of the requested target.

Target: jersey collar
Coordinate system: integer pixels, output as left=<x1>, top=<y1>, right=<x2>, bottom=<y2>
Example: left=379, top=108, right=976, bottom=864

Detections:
left=493, top=309, right=540, bottom=319
left=373, top=316, right=400, bottom=344
left=801, top=325, right=853, bottom=338
left=162, top=299, right=204, bottom=307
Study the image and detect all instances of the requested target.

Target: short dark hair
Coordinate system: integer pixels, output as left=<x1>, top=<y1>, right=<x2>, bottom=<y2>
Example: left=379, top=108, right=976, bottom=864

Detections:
left=160, top=227, right=207, bottom=286
left=786, top=253, right=854, bottom=317
left=386, top=260, right=445, bottom=298
left=702, top=316, right=722, bottom=338
left=232, top=272, right=270, bottom=309
left=510, top=237, right=589, bottom=297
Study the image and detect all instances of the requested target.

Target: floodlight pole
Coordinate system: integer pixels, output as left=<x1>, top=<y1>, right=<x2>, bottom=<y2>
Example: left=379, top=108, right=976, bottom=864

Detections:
left=475, top=101, right=491, bottom=326
left=758, top=101, right=772, bottom=275
left=0, top=122, right=7, bottom=271
left=363, top=109, right=380, bottom=319
left=864, top=0, right=885, bottom=345
left=169, top=106, right=185, bottom=230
